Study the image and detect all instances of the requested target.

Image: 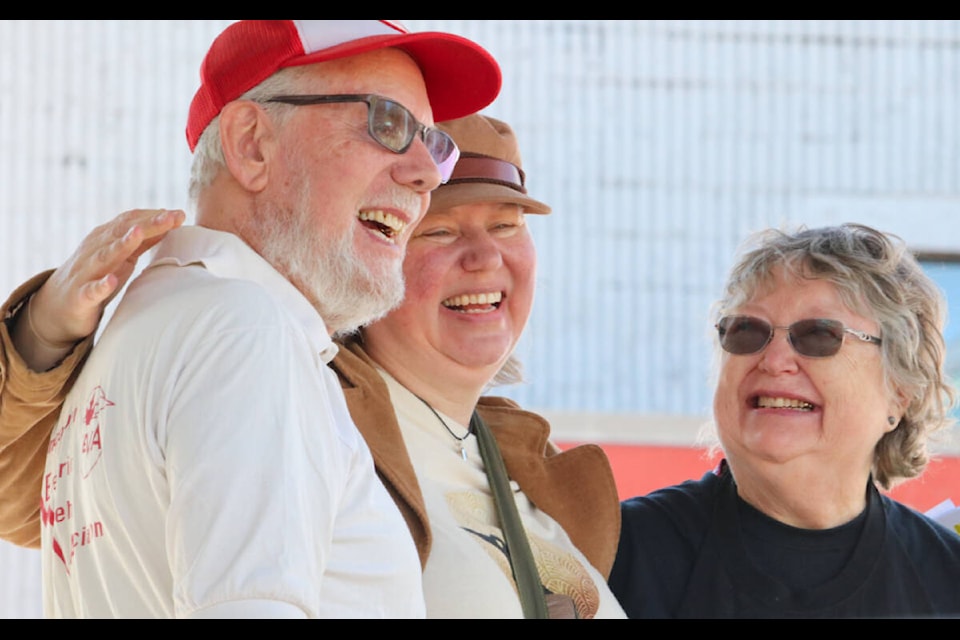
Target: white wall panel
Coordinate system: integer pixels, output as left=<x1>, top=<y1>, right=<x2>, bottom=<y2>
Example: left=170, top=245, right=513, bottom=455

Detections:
left=409, top=20, right=960, bottom=417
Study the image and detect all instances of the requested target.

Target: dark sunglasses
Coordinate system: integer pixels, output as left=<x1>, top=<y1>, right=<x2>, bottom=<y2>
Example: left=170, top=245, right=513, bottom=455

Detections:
left=265, top=94, right=460, bottom=183
left=716, top=315, right=882, bottom=358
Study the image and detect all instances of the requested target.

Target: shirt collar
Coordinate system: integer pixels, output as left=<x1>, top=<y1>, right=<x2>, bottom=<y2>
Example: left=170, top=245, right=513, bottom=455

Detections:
left=146, top=225, right=338, bottom=363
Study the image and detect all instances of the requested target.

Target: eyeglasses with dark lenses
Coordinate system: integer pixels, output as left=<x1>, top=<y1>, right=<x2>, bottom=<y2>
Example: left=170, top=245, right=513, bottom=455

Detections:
left=265, top=94, right=460, bottom=183
left=716, top=315, right=882, bottom=358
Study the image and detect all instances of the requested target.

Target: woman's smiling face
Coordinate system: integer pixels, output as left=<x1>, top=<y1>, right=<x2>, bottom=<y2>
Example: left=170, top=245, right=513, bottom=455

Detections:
left=362, top=201, right=536, bottom=386
left=712, top=265, right=899, bottom=480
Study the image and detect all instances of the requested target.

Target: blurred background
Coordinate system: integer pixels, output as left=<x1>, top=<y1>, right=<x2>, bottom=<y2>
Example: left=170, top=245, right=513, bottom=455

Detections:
left=2, top=20, right=959, bottom=618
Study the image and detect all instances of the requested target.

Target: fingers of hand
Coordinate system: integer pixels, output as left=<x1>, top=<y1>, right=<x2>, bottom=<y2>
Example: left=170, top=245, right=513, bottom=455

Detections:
left=89, top=226, right=142, bottom=274
left=83, top=274, right=118, bottom=305
left=71, top=209, right=184, bottom=286
left=131, top=210, right=185, bottom=259
left=110, top=208, right=185, bottom=240
left=108, top=210, right=144, bottom=240
left=142, top=208, right=186, bottom=230
left=145, top=209, right=186, bottom=237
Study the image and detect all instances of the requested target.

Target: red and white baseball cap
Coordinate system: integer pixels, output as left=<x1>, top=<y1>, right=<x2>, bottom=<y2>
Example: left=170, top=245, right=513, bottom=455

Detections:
left=186, top=20, right=502, bottom=152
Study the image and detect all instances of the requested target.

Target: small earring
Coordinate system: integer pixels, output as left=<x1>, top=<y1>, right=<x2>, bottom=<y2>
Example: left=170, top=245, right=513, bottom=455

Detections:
left=888, top=416, right=897, bottom=426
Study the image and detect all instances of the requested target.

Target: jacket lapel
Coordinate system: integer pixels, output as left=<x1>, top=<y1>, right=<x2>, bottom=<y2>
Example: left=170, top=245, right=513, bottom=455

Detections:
left=331, top=338, right=621, bottom=579
left=330, top=339, right=432, bottom=569
left=478, top=397, right=621, bottom=578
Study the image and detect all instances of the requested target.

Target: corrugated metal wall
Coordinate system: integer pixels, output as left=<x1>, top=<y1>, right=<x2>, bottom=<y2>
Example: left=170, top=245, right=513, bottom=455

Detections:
left=2, top=20, right=960, bottom=618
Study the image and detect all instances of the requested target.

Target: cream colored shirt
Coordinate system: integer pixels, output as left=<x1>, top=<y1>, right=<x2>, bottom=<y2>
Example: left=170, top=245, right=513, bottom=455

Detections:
left=40, top=227, right=424, bottom=619
left=380, top=368, right=626, bottom=619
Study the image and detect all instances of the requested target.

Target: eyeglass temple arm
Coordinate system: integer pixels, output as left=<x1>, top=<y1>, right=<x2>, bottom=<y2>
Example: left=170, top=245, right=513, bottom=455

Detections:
left=845, top=328, right=882, bottom=345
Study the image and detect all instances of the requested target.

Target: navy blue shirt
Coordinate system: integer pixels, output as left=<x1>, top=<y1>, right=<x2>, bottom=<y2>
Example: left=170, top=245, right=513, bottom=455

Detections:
left=609, top=461, right=960, bottom=618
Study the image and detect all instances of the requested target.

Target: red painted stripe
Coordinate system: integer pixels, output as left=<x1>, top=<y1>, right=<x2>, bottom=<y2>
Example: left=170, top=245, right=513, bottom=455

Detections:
left=558, top=442, right=960, bottom=515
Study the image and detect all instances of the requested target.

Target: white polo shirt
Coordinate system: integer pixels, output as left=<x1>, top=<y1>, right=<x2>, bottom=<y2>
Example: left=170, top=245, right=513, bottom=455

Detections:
left=40, top=226, right=424, bottom=619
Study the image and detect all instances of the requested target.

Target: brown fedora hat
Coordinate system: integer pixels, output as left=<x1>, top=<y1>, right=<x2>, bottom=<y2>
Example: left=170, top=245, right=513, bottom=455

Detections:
left=429, top=114, right=552, bottom=215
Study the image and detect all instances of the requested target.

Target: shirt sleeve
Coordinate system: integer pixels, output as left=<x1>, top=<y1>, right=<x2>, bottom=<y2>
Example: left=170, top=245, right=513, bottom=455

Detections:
left=159, top=297, right=347, bottom=618
left=0, top=270, right=94, bottom=548
left=609, top=476, right=715, bottom=619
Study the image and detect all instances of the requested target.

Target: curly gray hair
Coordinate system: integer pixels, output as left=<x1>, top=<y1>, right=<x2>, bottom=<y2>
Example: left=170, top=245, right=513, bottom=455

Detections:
left=709, top=222, right=956, bottom=490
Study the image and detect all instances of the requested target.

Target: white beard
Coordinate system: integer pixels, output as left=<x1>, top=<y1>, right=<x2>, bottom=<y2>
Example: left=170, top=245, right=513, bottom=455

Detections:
left=252, top=173, right=405, bottom=336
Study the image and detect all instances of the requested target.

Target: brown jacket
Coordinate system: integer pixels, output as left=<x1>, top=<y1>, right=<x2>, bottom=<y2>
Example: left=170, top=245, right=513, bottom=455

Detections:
left=0, top=271, right=621, bottom=578
left=0, top=271, right=95, bottom=548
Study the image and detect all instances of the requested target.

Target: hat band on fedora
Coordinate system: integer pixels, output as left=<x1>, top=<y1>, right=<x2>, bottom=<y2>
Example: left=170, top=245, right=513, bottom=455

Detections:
left=446, top=154, right=527, bottom=194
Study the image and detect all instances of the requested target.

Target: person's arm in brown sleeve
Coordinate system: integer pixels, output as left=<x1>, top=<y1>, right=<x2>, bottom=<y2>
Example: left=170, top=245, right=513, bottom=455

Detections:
left=0, top=271, right=94, bottom=547
left=0, top=209, right=185, bottom=548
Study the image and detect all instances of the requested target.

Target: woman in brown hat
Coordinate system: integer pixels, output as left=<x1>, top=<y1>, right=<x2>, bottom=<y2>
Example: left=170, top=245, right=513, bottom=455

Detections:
left=0, top=115, right=625, bottom=619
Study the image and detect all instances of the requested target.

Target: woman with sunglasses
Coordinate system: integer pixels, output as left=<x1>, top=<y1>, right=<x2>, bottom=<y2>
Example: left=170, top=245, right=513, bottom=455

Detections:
left=0, top=114, right=626, bottom=619
left=609, top=222, right=960, bottom=618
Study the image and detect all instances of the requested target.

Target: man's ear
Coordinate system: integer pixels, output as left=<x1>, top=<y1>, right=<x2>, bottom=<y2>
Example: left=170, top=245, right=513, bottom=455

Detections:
left=218, top=101, right=274, bottom=193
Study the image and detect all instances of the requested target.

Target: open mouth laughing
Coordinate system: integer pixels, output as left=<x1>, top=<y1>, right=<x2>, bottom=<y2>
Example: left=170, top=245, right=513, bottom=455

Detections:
left=442, top=291, right=503, bottom=314
left=358, top=210, right=406, bottom=243
left=752, top=396, right=815, bottom=411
